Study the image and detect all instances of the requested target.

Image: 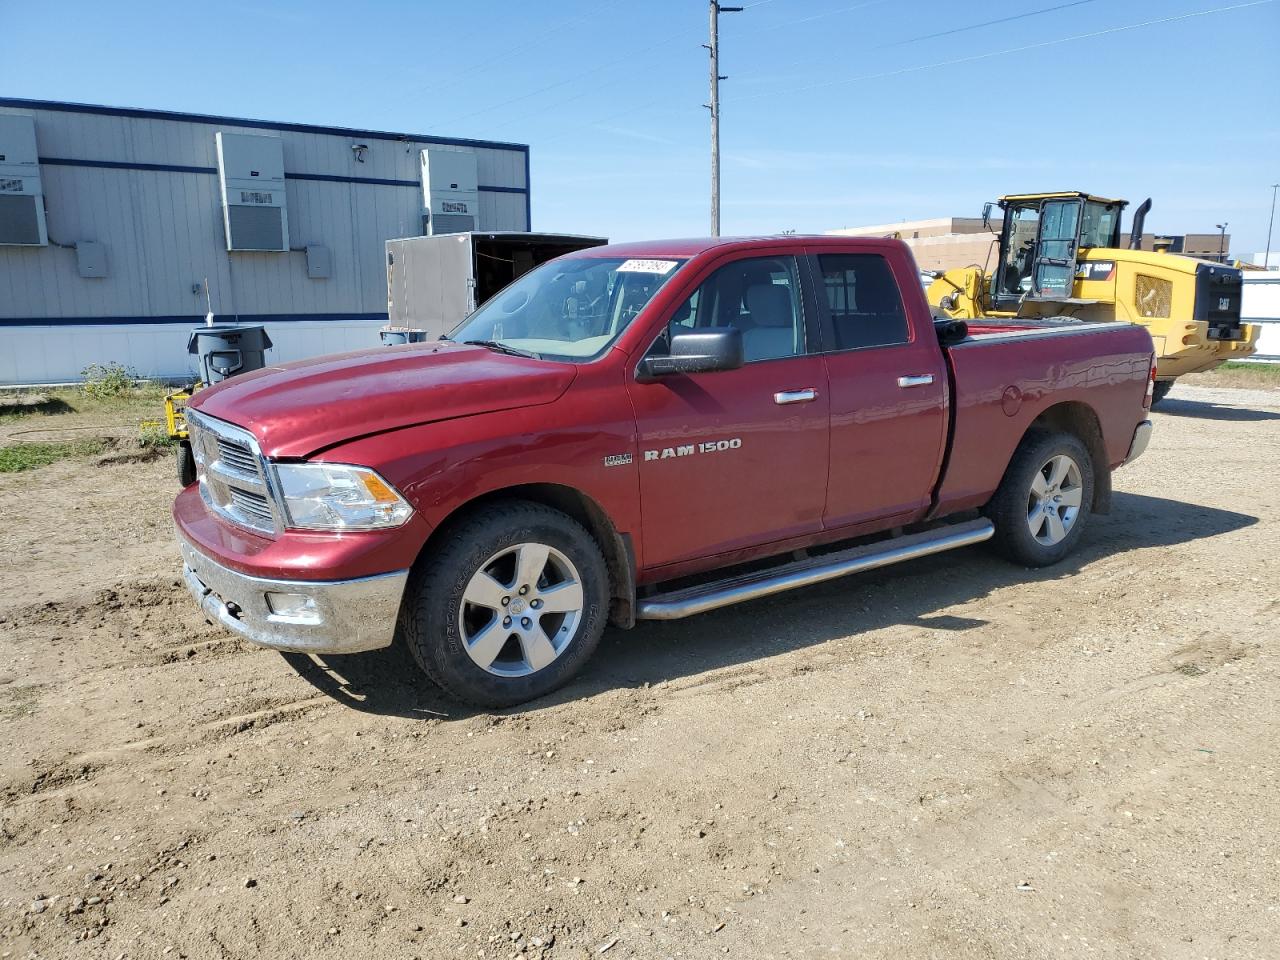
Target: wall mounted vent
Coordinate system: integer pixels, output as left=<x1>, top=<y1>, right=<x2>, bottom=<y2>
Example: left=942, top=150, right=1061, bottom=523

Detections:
left=420, top=147, right=478, bottom=235
left=215, top=131, right=288, bottom=252
left=0, top=114, right=48, bottom=246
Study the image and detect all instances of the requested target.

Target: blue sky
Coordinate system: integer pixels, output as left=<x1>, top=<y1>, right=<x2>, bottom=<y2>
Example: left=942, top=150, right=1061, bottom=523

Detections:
left=2, top=0, right=1277, bottom=251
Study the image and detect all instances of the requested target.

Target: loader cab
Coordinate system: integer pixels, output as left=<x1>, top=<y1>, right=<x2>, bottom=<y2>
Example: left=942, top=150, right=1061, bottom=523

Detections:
left=990, top=192, right=1127, bottom=311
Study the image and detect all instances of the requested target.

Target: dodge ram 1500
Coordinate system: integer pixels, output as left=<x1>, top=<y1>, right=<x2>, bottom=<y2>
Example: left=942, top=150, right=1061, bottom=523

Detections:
left=175, top=236, right=1155, bottom=707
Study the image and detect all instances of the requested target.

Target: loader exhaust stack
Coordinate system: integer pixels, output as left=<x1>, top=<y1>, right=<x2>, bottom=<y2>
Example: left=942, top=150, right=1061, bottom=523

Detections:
left=1128, top=198, right=1152, bottom=250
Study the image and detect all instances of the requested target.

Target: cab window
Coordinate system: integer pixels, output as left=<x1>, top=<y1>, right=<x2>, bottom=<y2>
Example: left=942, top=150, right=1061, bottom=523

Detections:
left=659, top=256, right=806, bottom=363
left=816, top=253, right=909, bottom=350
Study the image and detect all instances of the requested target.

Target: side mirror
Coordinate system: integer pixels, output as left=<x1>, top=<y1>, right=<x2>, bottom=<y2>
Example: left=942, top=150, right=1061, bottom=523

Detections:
left=981, top=201, right=993, bottom=230
left=637, top=327, right=744, bottom=381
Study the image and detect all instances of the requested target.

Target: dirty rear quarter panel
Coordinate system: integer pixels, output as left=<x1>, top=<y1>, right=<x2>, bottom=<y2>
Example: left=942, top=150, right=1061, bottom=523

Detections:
left=934, top=325, right=1153, bottom=516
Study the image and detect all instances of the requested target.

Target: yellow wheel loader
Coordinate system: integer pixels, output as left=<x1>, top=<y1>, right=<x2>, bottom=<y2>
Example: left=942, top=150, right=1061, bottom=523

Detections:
left=927, top=192, right=1258, bottom=402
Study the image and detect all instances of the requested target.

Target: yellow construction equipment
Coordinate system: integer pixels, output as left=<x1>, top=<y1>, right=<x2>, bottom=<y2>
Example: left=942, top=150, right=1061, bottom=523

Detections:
left=139, top=384, right=198, bottom=485
left=927, top=192, right=1258, bottom=402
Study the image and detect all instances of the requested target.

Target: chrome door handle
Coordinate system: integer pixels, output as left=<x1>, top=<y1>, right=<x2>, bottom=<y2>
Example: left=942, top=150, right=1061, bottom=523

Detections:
left=774, top=388, right=817, bottom=405
left=897, top=374, right=935, bottom=388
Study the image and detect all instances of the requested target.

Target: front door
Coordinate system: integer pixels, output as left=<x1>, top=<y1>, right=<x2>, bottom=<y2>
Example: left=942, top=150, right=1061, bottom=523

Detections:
left=1029, top=197, right=1083, bottom=300
left=627, top=253, right=830, bottom=571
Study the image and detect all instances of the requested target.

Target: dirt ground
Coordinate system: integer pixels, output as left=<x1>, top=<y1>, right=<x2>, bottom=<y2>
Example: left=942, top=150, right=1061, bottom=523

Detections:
left=2, top=381, right=1278, bottom=960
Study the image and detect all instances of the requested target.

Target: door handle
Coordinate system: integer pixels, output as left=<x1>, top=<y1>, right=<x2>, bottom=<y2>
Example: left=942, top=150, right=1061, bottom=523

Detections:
left=774, top=388, right=817, bottom=405
left=897, top=374, right=935, bottom=388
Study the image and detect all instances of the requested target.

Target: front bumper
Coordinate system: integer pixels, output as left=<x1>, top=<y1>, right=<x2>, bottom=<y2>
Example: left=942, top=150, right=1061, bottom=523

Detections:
left=1121, top=420, right=1153, bottom=467
left=179, top=536, right=408, bottom=654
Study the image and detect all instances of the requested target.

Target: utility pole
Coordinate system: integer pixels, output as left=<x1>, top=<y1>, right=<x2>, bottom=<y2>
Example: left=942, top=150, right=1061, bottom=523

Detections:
left=1216, top=222, right=1229, bottom=263
left=706, top=1, right=742, bottom=237
left=1266, top=183, right=1279, bottom=269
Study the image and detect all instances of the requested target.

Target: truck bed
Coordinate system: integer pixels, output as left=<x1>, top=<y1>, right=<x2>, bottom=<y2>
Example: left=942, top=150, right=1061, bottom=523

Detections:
left=933, top=320, right=1154, bottom=517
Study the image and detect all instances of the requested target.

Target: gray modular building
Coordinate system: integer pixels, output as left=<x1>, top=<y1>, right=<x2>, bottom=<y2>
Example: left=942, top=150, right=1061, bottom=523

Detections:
left=0, top=98, right=530, bottom=385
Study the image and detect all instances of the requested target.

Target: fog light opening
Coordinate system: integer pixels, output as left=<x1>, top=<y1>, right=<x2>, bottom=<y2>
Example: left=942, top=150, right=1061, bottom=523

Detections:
left=265, top=592, right=321, bottom=624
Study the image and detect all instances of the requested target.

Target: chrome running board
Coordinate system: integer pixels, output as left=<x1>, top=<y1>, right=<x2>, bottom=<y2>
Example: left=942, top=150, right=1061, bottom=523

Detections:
left=635, top=518, right=994, bottom=621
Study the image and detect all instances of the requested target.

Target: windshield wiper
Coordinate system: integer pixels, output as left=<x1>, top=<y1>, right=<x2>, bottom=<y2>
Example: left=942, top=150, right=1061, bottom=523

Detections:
left=462, top=339, right=541, bottom=360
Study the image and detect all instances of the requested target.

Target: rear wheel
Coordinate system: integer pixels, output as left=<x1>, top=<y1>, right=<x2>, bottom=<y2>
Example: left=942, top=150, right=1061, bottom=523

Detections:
left=985, top=430, right=1094, bottom=567
left=1150, top=379, right=1174, bottom=405
left=403, top=501, right=609, bottom=708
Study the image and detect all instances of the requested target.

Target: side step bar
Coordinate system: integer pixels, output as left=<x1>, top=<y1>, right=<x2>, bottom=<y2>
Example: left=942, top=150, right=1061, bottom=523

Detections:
left=635, top=518, right=994, bottom=621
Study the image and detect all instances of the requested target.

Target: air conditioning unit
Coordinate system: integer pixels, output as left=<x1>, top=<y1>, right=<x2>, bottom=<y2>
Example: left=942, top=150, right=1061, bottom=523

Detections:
left=420, top=147, right=478, bottom=235
left=0, top=114, right=48, bottom=246
left=215, top=131, right=289, bottom=252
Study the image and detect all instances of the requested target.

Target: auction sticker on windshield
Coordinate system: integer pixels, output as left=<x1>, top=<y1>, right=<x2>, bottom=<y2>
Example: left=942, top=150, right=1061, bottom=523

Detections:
left=617, top=259, right=679, bottom=274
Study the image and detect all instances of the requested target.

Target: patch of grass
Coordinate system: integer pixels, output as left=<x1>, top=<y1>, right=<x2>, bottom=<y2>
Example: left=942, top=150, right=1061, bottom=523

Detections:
left=0, top=384, right=173, bottom=423
left=1220, top=361, right=1280, bottom=378
left=0, top=439, right=105, bottom=472
left=1185, top=362, right=1280, bottom=391
left=81, top=362, right=138, bottom=400
left=138, top=424, right=179, bottom=449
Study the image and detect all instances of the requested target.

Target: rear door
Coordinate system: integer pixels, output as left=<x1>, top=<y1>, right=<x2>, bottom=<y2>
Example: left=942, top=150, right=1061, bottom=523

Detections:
left=810, top=247, right=948, bottom=529
left=627, top=252, right=830, bottom=570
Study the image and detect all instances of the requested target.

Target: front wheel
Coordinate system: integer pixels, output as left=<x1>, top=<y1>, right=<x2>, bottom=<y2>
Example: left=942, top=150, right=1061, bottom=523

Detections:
left=985, top=430, right=1094, bottom=568
left=402, top=502, right=609, bottom=708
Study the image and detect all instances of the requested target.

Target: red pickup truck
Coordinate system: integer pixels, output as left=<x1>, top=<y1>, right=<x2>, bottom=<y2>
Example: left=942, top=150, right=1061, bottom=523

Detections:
left=175, top=236, right=1155, bottom=707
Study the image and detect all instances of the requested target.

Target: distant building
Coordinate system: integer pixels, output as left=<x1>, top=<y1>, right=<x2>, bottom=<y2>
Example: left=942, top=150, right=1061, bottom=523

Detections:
left=1132, top=233, right=1231, bottom=262
left=0, top=99, right=531, bottom=385
left=827, top=218, right=998, bottom=273
left=827, top=218, right=1233, bottom=272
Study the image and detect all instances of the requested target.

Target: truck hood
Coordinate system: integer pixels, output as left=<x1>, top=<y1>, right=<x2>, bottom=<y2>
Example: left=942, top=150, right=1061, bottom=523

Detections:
left=190, top=342, right=577, bottom=458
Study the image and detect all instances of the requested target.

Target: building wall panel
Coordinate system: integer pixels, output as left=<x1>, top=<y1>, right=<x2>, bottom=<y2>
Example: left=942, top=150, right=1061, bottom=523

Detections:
left=0, top=99, right=529, bottom=384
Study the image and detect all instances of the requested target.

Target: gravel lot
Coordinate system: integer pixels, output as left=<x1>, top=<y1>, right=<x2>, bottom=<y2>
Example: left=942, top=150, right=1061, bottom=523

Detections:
left=1, top=381, right=1277, bottom=960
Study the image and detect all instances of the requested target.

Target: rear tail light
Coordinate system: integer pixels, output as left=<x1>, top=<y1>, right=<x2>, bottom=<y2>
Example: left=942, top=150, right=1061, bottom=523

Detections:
left=1143, top=355, right=1157, bottom=410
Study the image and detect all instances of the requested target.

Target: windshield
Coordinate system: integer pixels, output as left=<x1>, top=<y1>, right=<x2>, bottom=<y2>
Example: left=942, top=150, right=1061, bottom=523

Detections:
left=448, top=256, right=687, bottom=361
left=1080, top=200, right=1121, bottom=249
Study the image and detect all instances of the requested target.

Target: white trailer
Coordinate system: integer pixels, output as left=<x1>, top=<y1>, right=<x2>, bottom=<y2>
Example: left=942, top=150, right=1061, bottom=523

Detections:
left=385, top=232, right=606, bottom=339
left=1242, top=272, right=1280, bottom=363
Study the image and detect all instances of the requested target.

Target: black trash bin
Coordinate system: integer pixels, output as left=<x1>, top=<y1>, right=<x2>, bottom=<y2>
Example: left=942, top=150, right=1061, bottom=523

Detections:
left=187, top=324, right=273, bottom=385
left=379, top=326, right=430, bottom=346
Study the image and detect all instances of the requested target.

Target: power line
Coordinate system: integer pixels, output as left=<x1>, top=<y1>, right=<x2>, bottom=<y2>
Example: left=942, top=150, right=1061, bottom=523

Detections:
left=726, top=0, right=892, bottom=40
left=435, top=20, right=692, bottom=128
left=406, top=0, right=629, bottom=101
left=885, top=0, right=1099, bottom=47
left=729, top=0, right=1276, bottom=102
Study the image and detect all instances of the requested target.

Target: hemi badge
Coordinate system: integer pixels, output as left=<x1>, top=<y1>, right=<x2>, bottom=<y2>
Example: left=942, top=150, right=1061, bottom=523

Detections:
left=603, top=453, right=633, bottom=467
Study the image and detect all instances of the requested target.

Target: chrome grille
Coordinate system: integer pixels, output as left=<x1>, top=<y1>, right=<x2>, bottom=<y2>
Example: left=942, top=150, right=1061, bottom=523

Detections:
left=215, top=437, right=259, bottom=477
left=227, top=486, right=275, bottom=526
left=187, top=410, right=281, bottom=535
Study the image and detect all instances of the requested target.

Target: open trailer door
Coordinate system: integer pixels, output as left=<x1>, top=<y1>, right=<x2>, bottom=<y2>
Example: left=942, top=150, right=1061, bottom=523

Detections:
left=386, top=232, right=607, bottom=338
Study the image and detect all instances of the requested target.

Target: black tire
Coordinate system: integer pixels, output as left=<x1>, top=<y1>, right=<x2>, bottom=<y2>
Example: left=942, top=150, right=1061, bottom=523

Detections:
left=176, top=440, right=196, bottom=487
left=402, top=501, right=609, bottom=709
left=1150, top=379, right=1174, bottom=405
left=984, top=429, right=1094, bottom=568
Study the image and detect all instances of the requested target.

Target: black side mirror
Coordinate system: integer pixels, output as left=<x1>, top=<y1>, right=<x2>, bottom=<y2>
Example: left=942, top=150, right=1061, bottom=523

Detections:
left=981, top=201, right=993, bottom=230
left=637, top=327, right=744, bottom=381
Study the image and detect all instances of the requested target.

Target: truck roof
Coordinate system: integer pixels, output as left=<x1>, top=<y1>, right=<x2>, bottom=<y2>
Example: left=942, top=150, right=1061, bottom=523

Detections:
left=568, top=235, right=905, bottom=259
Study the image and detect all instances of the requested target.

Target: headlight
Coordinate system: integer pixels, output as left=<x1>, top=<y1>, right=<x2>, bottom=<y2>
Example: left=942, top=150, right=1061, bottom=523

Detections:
left=273, top=463, right=413, bottom=531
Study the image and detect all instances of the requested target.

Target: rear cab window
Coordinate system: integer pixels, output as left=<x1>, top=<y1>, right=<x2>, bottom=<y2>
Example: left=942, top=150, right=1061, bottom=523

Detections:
left=815, top=253, right=910, bottom=351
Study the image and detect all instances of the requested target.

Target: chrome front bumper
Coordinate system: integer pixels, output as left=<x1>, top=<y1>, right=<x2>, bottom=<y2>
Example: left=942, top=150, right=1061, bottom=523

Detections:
left=178, top=537, right=408, bottom=654
left=1122, top=419, right=1154, bottom=467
